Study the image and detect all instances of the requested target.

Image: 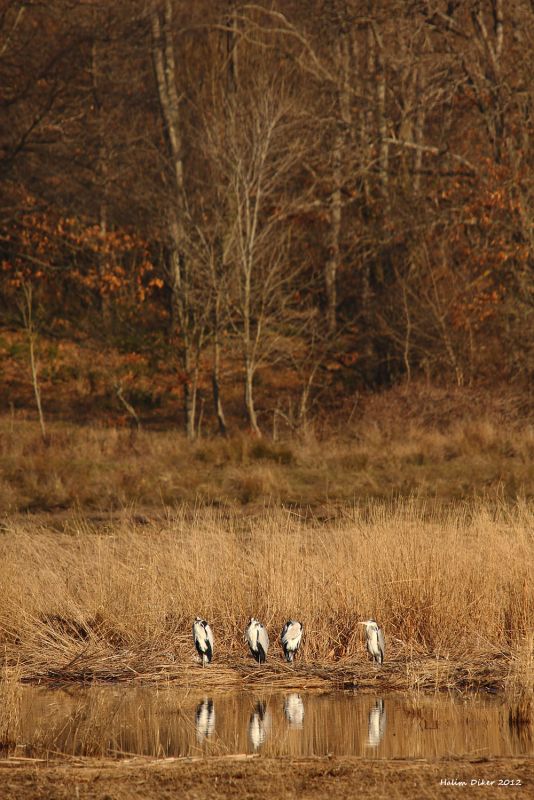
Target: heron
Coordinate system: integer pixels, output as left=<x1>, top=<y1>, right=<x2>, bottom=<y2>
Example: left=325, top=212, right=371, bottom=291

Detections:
left=195, top=698, right=215, bottom=742
left=280, top=620, right=303, bottom=662
left=359, top=619, right=385, bottom=664
left=366, top=698, right=386, bottom=747
left=248, top=701, right=271, bottom=750
left=245, top=617, right=269, bottom=663
left=192, top=617, right=213, bottom=666
left=284, top=693, right=305, bottom=728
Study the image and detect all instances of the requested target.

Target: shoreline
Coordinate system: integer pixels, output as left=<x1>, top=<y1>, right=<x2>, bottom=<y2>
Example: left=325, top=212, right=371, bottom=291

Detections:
left=15, top=655, right=510, bottom=694
left=1, top=755, right=532, bottom=799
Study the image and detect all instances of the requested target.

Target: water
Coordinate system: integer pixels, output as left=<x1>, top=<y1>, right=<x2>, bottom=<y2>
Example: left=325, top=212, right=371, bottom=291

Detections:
left=8, top=687, right=533, bottom=760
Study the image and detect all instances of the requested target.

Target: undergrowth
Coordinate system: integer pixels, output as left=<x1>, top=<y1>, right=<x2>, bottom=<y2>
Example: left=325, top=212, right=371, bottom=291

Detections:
left=0, top=410, right=532, bottom=512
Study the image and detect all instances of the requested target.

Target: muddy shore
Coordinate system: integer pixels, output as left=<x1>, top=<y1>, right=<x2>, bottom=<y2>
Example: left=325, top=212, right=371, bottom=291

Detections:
left=1, top=755, right=532, bottom=800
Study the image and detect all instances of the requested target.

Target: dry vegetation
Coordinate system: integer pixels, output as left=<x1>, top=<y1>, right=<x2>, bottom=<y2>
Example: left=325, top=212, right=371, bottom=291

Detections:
left=1, top=397, right=533, bottom=512
left=0, top=501, right=532, bottom=693
left=0, top=664, right=22, bottom=752
left=2, top=755, right=533, bottom=800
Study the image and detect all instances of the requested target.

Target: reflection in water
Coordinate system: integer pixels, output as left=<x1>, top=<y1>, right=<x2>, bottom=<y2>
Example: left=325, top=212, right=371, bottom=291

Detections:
left=366, top=699, right=386, bottom=748
left=8, top=687, right=534, bottom=761
left=248, top=702, right=271, bottom=750
left=284, top=693, right=305, bottom=729
left=195, top=698, right=215, bottom=742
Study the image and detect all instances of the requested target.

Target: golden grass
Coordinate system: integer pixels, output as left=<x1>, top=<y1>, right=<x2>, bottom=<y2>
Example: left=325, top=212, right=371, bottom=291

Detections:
left=0, top=662, right=22, bottom=749
left=0, top=412, right=533, bottom=512
left=0, top=501, right=532, bottom=690
left=507, top=633, right=534, bottom=728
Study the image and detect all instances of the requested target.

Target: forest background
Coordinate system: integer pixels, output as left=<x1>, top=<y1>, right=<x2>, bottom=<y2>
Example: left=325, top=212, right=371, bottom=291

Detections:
left=1, top=1, right=533, bottom=510
left=1, top=2, right=534, bottom=721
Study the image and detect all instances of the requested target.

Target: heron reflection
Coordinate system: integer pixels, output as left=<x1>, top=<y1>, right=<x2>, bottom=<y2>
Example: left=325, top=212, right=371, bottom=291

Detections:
left=284, top=693, right=304, bottom=729
left=195, top=698, right=215, bottom=742
left=366, top=698, right=386, bottom=747
left=248, top=702, right=271, bottom=750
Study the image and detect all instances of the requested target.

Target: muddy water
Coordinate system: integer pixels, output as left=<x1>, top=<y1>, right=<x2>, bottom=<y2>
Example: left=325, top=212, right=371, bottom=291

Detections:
left=10, top=687, right=533, bottom=760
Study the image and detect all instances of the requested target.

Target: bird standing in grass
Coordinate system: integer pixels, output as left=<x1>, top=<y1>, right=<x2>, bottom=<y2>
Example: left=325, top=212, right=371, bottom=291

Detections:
left=193, top=617, right=214, bottom=666
left=245, top=617, right=269, bottom=663
left=359, top=619, right=385, bottom=664
left=280, top=620, right=303, bottom=663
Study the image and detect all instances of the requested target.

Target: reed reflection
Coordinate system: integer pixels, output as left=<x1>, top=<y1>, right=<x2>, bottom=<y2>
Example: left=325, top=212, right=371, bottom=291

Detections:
left=284, top=693, right=304, bottom=729
left=248, top=702, right=271, bottom=750
left=195, top=698, right=215, bottom=742
left=366, top=698, right=386, bottom=748
left=13, top=687, right=534, bottom=760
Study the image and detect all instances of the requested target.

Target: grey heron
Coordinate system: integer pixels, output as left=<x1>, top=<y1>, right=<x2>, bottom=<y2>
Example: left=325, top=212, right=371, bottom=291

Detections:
left=359, top=619, right=385, bottom=664
left=366, top=698, right=386, bottom=747
left=280, top=620, right=303, bottom=662
left=284, top=693, right=305, bottom=728
left=248, top=701, right=271, bottom=750
left=245, top=617, right=269, bottom=663
left=192, top=617, right=214, bottom=665
left=195, top=698, right=215, bottom=742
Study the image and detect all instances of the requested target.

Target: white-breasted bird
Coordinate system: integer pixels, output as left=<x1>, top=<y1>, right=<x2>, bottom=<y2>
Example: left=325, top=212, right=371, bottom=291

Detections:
left=280, top=620, right=303, bottom=663
left=192, top=617, right=214, bottom=666
left=245, top=617, right=269, bottom=663
left=195, top=698, right=215, bottom=742
left=359, top=619, right=385, bottom=664
left=248, top=702, right=271, bottom=750
left=366, top=698, right=386, bottom=747
left=284, top=693, right=305, bottom=728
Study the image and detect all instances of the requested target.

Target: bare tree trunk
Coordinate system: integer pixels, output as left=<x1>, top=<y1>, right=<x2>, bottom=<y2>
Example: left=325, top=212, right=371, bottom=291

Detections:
left=244, top=362, right=260, bottom=435
left=413, top=70, right=425, bottom=195
left=376, top=48, right=389, bottom=200
left=468, top=0, right=505, bottom=163
left=211, top=246, right=228, bottom=436
left=325, top=170, right=341, bottom=335
left=151, top=1, right=200, bottom=439
left=225, top=0, right=239, bottom=95
left=21, top=284, right=46, bottom=442
left=90, top=31, right=111, bottom=327
left=115, top=383, right=141, bottom=430
left=212, top=336, right=227, bottom=435
left=325, top=13, right=351, bottom=334
left=242, top=263, right=261, bottom=435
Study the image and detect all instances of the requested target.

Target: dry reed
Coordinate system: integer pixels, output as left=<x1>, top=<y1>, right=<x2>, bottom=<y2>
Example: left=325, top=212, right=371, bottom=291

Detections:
left=0, top=662, right=22, bottom=749
left=507, top=633, right=534, bottom=728
left=0, top=413, right=532, bottom=513
left=0, top=501, right=532, bottom=691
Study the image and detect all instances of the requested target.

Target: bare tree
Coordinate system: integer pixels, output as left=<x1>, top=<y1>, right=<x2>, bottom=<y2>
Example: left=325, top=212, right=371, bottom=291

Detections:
left=20, top=284, right=47, bottom=442
left=150, top=0, right=207, bottom=439
left=202, top=75, right=308, bottom=434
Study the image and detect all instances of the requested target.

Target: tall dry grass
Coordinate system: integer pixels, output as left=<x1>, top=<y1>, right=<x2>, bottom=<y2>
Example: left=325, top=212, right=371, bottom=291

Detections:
left=0, top=662, right=22, bottom=749
left=0, top=501, right=532, bottom=689
left=0, top=413, right=533, bottom=512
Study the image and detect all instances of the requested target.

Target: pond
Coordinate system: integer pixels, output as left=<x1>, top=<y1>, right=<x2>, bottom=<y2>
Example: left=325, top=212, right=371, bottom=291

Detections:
left=7, top=686, right=533, bottom=760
